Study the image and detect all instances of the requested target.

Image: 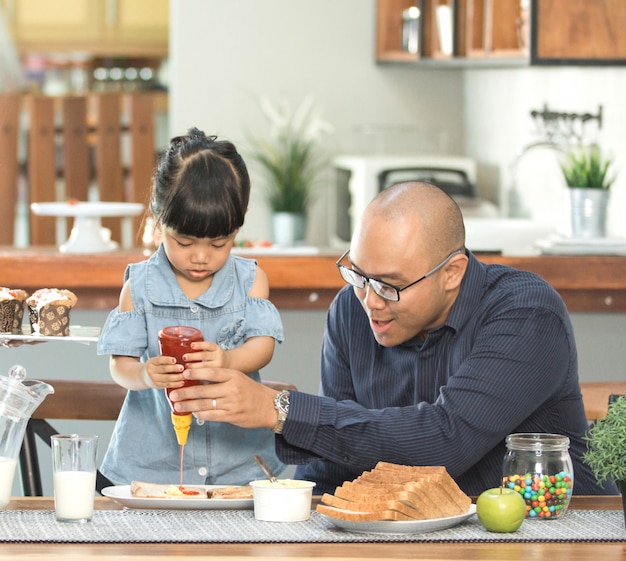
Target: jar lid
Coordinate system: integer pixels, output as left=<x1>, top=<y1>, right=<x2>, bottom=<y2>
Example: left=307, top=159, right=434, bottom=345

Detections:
left=505, top=432, right=570, bottom=451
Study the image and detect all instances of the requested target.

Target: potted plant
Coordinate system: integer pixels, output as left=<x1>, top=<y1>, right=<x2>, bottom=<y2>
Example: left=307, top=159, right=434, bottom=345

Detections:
left=560, top=144, right=616, bottom=238
left=582, top=395, right=626, bottom=526
left=249, top=96, right=332, bottom=246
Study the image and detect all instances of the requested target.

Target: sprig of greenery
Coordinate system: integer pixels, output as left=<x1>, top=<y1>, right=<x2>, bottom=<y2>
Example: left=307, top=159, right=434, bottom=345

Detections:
left=249, top=97, right=332, bottom=214
left=560, top=145, right=616, bottom=190
left=583, top=396, right=626, bottom=486
left=252, top=132, right=318, bottom=213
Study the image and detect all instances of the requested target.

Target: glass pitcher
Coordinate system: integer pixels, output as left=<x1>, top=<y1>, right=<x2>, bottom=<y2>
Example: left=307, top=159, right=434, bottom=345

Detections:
left=0, top=365, right=54, bottom=508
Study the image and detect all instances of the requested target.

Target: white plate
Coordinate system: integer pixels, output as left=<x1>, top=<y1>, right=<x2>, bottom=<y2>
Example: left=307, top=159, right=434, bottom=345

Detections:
left=536, top=236, right=626, bottom=255
left=319, top=504, right=476, bottom=534
left=0, top=325, right=100, bottom=345
left=101, top=485, right=253, bottom=510
left=31, top=201, right=145, bottom=217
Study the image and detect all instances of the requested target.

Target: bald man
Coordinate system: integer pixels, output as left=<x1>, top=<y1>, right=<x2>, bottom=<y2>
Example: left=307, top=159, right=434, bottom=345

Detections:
left=171, top=182, right=616, bottom=496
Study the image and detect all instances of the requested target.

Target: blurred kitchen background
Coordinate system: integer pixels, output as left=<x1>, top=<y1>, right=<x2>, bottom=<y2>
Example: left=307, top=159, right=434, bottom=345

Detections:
left=2, top=0, right=625, bottom=248
left=2, top=0, right=626, bottom=495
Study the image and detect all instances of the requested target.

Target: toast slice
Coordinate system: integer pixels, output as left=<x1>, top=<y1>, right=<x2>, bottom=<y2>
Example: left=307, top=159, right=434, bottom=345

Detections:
left=353, top=473, right=455, bottom=517
left=335, top=479, right=441, bottom=518
left=130, top=481, right=208, bottom=499
left=209, top=485, right=253, bottom=499
left=372, top=462, right=472, bottom=513
left=321, top=492, right=426, bottom=520
left=317, top=503, right=416, bottom=522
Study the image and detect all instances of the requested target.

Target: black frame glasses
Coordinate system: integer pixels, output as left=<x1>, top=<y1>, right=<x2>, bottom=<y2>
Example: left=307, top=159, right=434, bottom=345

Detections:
left=336, top=249, right=464, bottom=302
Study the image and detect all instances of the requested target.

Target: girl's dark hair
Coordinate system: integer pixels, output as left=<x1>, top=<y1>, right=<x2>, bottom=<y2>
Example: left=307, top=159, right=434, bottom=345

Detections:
left=150, top=128, right=250, bottom=239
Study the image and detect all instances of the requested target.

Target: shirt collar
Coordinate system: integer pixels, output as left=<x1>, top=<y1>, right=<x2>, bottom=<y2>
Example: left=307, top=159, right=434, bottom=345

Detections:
left=444, top=250, right=485, bottom=332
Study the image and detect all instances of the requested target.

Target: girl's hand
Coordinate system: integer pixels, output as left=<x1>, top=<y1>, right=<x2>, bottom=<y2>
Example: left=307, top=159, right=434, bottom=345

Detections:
left=184, top=341, right=229, bottom=368
left=144, top=355, right=186, bottom=389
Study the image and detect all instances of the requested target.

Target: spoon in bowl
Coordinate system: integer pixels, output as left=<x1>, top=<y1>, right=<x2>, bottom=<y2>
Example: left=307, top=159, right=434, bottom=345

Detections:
left=254, top=454, right=277, bottom=483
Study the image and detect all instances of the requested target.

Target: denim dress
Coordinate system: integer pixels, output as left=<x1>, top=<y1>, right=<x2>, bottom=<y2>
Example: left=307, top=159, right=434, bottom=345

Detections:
left=97, top=245, right=286, bottom=485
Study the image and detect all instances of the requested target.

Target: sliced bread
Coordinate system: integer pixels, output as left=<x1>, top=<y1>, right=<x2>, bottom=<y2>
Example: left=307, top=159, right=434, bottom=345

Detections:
left=372, top=462, right=472, bottom=513
left=317, top=503, right=417, bottom=522
left=321, top=492, right=426, bottom=520
left=316, top=463, right=471, bottom=523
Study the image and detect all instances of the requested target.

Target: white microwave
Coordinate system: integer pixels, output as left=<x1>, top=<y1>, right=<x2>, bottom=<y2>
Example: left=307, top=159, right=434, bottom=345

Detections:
left=329, top=154, right=498, bottom=247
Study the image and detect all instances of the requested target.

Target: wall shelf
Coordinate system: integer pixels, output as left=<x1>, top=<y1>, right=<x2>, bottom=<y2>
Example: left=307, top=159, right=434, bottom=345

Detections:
left=377, top=0, right=626, bottom=68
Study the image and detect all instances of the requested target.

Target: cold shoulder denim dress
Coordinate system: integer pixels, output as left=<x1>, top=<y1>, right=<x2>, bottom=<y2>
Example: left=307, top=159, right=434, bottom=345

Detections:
left=97, top=245, right=285, bottom=485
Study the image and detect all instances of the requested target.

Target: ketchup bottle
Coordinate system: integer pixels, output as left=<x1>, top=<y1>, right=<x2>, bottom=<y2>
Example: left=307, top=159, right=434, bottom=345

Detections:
left=158, top=325, right=203, bottom=446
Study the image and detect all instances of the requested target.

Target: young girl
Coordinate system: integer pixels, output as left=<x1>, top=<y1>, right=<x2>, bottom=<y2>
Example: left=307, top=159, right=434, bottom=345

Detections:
left=97, top=128, right=285, bottom=487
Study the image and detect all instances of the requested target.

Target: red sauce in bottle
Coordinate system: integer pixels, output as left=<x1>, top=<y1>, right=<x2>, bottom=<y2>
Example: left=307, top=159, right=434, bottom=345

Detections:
left=158, top=325, right=203, bottom=413
left=158, top=325, right=204, bottom=488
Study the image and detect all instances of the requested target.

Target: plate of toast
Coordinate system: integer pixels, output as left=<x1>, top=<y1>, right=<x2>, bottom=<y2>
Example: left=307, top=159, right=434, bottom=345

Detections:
left=316, top=462, right=477, bottom=534
left=102, top=483, right=253, bottom=510
left=319, top=504, right=476, bottom=534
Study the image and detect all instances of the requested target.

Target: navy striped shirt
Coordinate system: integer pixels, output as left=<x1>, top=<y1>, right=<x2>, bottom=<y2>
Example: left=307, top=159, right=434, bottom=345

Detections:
left=278, top=251, right=616, bottom=496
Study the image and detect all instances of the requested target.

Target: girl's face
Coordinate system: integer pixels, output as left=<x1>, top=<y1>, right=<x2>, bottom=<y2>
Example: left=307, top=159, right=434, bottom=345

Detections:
left=160, top=225, right=238, bottom=293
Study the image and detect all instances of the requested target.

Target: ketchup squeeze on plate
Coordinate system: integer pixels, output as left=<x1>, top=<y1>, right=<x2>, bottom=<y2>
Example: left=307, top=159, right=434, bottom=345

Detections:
left=158, top=325, right=203, bottom=489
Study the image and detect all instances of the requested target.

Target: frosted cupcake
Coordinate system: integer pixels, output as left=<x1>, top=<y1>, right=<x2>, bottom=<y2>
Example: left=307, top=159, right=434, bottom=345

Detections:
left=0, top=288, right=29, bottom=334
left=27, top=288, right=78, bottom=336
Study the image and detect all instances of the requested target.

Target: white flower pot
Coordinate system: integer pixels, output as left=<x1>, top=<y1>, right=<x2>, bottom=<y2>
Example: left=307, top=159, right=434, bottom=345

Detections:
left=569, top=188, right=609, bottom=238
left=271, top=212, right=306, bottom=246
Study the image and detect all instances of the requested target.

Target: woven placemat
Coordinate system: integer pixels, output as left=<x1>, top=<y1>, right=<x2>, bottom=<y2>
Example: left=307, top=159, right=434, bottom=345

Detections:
left=0, top=509, right=624, bottom=544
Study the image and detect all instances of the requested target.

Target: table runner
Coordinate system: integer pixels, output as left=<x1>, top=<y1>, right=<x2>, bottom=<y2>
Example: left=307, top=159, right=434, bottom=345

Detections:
left=0, top=509, right=624, bottom=544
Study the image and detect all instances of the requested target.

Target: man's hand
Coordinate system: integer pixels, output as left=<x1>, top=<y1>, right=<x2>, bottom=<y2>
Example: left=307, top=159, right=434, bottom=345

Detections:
left=168, top=366, right=279, bottom=430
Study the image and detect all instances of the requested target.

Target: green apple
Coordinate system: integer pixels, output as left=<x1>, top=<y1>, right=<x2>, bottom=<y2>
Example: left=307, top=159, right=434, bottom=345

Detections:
left=476, top=487, right=526, bottom=533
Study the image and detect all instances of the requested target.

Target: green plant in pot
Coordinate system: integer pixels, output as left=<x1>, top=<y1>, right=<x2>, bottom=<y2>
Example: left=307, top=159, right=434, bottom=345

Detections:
left=560, top=144, right=616, bottom=189
left=560, top=144, right=616, bottom=238
left=582, top=395, right=626, bottom=526
left=249, top=96, right=332, bottom=246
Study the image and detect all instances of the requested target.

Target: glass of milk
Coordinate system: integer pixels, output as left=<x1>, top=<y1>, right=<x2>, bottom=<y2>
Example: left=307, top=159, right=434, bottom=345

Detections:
left=0, top=456, right=17, bottom=509
left=51, top=434, right=99, bottom=523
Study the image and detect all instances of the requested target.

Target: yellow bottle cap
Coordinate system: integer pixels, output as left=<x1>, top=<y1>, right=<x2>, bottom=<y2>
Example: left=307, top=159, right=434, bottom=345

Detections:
left=171, top=412, right=192, bottom=446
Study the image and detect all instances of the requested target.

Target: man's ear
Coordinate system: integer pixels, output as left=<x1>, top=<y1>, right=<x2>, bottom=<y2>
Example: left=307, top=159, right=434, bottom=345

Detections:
left=444, top=253, right=468, bottom=290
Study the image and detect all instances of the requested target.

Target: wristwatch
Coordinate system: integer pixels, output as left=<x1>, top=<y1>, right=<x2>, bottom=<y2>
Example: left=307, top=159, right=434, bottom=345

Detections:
left=272, top=390, right=290, bottom=434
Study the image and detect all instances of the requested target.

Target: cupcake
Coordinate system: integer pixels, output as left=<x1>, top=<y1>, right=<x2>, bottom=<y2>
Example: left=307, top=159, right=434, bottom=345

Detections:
left=0, top=288, right=29, bottom=334
left=27, top=288, right=78, bottom=336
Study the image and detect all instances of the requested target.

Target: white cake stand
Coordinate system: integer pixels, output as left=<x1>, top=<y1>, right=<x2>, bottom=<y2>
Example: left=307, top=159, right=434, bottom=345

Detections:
left=30, top=202, right=145, bottom=253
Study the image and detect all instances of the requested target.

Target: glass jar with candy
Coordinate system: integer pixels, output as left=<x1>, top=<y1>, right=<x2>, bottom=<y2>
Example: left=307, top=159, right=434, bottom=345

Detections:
left=502, top=433, right=573, bottom=520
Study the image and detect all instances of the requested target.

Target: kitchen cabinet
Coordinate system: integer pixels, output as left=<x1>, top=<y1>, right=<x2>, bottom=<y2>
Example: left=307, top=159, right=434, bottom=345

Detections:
left=0, top=0, right=168, bottom=57
left=101, top=0, right=168, bottom=45
left=376, top=0, right=626, bottom=66
left=376, top=0, right=527, bottom=65
left=531, top=0, right=626, bottom=65
left=1, top=0, right=100, bottom=44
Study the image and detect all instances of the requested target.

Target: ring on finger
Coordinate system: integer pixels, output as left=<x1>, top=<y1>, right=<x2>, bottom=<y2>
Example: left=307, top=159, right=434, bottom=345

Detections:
left=212, top=399, right=217, bottom=409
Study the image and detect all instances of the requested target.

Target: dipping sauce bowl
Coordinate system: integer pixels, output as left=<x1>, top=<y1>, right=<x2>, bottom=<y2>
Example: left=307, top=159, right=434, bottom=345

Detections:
left=250, top=479, right=316, bottom=522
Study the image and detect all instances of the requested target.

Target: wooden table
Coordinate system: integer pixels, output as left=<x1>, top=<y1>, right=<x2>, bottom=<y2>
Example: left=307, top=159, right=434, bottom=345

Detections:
left=2, top=246, right=626, bottom=312
left=1, top=495, right=623, bottom=560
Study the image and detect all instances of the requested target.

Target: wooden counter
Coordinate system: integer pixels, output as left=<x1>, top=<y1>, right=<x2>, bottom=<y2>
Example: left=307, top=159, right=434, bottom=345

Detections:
left=2, top=247, right=626, bottom=312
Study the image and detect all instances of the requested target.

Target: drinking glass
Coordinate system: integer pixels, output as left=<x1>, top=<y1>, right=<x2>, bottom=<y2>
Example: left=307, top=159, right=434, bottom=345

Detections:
left=51, top=434, right=99, bottom=523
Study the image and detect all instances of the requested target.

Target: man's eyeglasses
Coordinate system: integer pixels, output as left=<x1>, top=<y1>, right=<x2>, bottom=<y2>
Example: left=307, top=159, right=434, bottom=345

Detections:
left=336, top=249, right=464, bottom=302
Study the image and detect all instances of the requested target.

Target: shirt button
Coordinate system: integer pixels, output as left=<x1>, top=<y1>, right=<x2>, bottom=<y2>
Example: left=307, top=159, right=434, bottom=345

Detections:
left=190, top=306, right=199, bottom=313
left=198, top=467, right=207, bottom=477
left=196, top=418, right=205, bottom=426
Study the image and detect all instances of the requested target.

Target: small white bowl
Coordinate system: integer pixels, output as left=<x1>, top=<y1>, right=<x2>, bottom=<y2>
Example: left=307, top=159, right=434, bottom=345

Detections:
left=250, top=479, right=316, bottom=522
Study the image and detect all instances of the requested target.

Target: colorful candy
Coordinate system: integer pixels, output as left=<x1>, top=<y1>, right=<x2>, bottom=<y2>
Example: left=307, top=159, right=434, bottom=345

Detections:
left=502, top=472, right=572, bottom=518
